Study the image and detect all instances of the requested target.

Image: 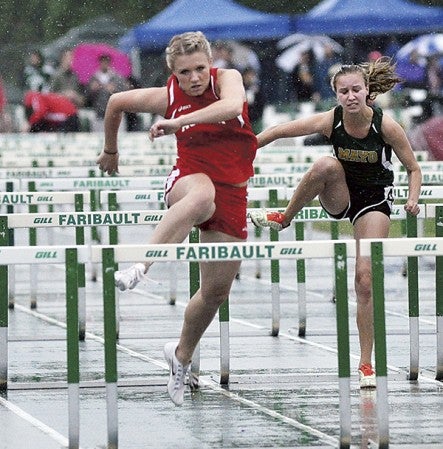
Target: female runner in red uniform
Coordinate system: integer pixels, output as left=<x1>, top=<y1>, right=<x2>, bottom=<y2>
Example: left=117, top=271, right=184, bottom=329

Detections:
left=97, top=31, right=257, bottom=406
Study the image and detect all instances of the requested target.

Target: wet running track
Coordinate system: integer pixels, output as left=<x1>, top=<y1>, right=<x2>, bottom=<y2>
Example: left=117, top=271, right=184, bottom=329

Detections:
left=1, top=226, right=442, bottom=449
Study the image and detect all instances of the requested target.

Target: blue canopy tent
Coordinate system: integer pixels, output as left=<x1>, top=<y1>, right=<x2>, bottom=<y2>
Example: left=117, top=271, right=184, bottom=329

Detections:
left=295, top=0, right=443, bottom=36
left=119, top=0, right=293, bottom=53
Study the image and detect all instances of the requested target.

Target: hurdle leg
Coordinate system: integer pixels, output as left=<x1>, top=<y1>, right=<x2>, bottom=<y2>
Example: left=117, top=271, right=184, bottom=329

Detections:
left=6, top=182, right=15, bottom=309
left=29, top=264, right=38, bottom=309
left=295, top=223, right=306, bottom=337
left=89, top=180, right=101, bottom=282
left=102, top=248, right=119, bottom=449
left=330, top=220, right=339, bottom=303
left=219, top=298, right=230, bottom=385
left=75, top=193, right=87, bottom=341
left=268, top=190, right=280, bottom=336
left=28, top=183, right=38, bottom=309
left=189, top=228, right=201, bottom=388
left=436, top=206, right=443, bottom=381
left=334, top=243, right=351, bottom=449
left=65, top=249, right=80, bottom=449
left=270, top=228, right=280, bottom=337
left=8, top=266, right=15, bottom=310
left=406, top=214, right=419, bottom=380
left=168, top=262, right=177, bottom=305
left=371, top=242, right=390, bottom=448
left=0, top=263, right=8, bottom=391
left=253, top=200, right=263, bottom=279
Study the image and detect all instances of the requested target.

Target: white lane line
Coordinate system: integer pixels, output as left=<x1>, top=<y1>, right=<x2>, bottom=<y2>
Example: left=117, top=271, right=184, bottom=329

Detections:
left=0, top=396, right=83, bottom=448
left=13, top=303, right=337, bottom=446
left=197, top=377, right=339, bottom=447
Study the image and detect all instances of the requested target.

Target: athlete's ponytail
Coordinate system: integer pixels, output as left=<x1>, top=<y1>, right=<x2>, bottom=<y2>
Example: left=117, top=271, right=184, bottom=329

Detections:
left=330, top=57, right=402, bottom=101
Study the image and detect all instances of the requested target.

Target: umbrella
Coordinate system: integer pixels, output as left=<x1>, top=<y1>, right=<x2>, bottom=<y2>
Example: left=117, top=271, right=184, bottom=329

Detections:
left=275, top=33, right=343, bottom=73
left=396, top=33, right=443, bottom=61
left=71, top=43, right=132, bottom=84
left=42, top=15, right=127, bottom=62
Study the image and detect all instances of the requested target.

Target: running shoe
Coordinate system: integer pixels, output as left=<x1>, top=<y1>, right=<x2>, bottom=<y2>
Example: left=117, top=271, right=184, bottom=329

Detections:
left=114, top=263, right=147, bottom=291
left=359, top=363, right=376, bottom=389
left=164, top=342, right=189, bottom=406
left=249, top=209, right=287, bottom=231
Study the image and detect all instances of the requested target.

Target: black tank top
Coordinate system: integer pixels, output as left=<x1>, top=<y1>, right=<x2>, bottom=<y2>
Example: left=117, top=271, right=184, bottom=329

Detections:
left=330, top=105, right=394, bottom=188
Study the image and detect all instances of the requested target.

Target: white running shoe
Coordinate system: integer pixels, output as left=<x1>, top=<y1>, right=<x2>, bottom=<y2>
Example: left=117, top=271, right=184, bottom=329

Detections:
left=249, top=209, right=287, bottom=231
left=114, top=263, right=147, bottom=291
left=164, top=342, right=189, bottom=406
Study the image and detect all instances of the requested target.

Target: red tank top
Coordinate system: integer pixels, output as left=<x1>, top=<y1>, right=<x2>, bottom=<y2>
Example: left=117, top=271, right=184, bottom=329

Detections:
left=164, top=67, right=257, bottom=184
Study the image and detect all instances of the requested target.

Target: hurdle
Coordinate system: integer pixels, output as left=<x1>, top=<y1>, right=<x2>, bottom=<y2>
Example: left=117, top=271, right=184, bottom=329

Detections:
left=0, top=191, right=91, bottom=342
left=360, top=236, right=443, bottom=448
left=0, top=209, right=169, bottom=342
left=425, top=204, right=443, bottom=381
left=90, top=239, right=356, bottom=448
left=0, top=245, right=89, bottom=449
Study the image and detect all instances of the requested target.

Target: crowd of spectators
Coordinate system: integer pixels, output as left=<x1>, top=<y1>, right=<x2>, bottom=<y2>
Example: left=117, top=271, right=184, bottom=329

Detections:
left=0, top=37, right=441, bottom=136
left=14, top=47, right=141, bottom=133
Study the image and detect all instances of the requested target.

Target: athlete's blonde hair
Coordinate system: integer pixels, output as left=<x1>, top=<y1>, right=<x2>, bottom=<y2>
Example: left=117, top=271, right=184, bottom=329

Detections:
left=165, top=31, right=212, bottom=70
left=330, top=57, right=402, bottom=101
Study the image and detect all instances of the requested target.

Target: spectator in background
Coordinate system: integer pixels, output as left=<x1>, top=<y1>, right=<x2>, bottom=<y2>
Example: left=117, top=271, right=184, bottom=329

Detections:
left=23, top=91, right=80, bottom=133
left=312, top=44, right=342, bottom=110
left=384, top=37, right=401, bottom=59
left=86, top=54, right=127, bottom=132
left=22, top=50, right=53, bottom=93
left=242, top=66, right=265, bottom=133
left=395, top=49, right=427, bottom=90
left=292, top=50, right=315, bottom=105
left=0, top=74, right=13, bottom=132
left=125, top=75, right=143, bottom=132
left=50, top=48, right=85, bottom=107
left=422, top=54, right=443, bottom=120
left=368, top=51, right=382, bottom=63
left=212, top=41, right=236, bottom=69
